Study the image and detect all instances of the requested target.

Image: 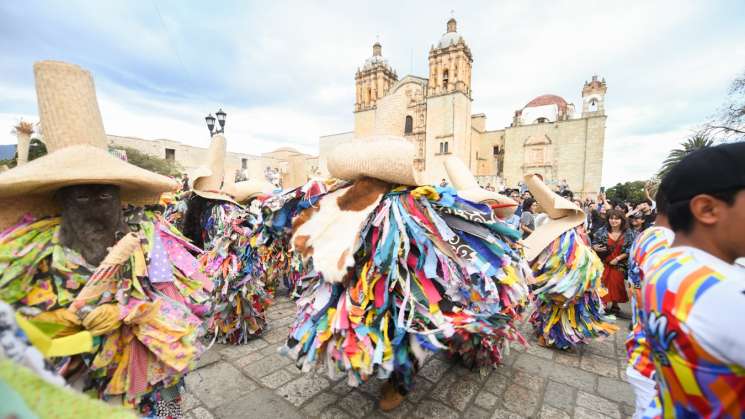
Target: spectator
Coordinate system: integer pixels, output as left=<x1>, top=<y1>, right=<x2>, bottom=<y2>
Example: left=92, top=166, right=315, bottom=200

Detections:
left=440, top=178, right=448, bottom=187
left=520, top=198, right=538, bottom=239
left=181, top=173, right=190, bottom=191
left=628, top=213, right=645, bottom=239
left=640, top=142, right=745, bottom=417
left=509, top=189, right=523, bottom=218
left=592, top=209, right=634, bottom=318
left=590, top=205, right=607, bottom=236
left=558, top=178, right=569, bottom=193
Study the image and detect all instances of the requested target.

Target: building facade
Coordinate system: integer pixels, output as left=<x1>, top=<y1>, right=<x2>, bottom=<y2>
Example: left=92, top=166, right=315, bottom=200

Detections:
left=320, top=18, right=607, bottom=196
left=109, top=135, right=319, bottom=189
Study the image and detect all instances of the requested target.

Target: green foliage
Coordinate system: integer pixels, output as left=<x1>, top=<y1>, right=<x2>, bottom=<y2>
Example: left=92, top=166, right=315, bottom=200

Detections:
left=606, top=180, right=647, bottom=204
left=116, top=146, right=182, bottom=177
left=657, top=133, right=714, bottom=179
left=27, top=138, right=47, bottom=161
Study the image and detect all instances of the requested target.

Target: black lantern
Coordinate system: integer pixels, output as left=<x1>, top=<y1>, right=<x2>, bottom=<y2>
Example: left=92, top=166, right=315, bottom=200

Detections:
left=216, top=108, right=226, bottom=130
left=205, top=109, right=226, bottom=136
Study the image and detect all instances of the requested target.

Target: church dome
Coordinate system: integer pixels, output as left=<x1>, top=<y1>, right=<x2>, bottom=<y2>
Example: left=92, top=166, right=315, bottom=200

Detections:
left=361, top=42, right=392, bottom=71
left=436, top=18, right=465, bottom=48
left=525, top=94, right=568, bottom=111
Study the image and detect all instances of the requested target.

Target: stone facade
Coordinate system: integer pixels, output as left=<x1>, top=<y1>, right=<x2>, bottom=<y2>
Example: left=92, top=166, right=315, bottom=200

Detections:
left=320, top=18, right=607, bottom=196
left=108, top=135, right=319, bottom=189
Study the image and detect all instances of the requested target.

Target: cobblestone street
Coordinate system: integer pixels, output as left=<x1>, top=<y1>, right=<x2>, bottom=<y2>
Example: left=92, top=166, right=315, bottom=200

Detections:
left=183, top=296, right=636, bottom=419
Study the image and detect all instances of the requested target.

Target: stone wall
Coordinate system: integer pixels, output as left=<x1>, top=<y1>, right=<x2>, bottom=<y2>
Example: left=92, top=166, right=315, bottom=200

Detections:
left=108, top=135, right=318, bottom=190
left=501, top=115, right=605, bottom=196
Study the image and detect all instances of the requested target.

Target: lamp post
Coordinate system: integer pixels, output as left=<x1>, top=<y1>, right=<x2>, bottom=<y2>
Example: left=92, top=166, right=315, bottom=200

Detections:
left=205, top=108, right=227, bottom=136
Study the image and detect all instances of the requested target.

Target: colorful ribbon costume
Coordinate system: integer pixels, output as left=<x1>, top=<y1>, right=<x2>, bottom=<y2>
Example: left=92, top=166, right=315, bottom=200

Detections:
left=198, top=201, right=272, bottom=344
left=0, top=207, right=209, bottom=417
left=281, top=182, right=531, bottom=393
left=529, top=228, right=617, bottom=349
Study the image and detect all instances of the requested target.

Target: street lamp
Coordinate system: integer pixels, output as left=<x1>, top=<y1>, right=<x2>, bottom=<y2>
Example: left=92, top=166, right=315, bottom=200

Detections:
left=205, top=108, right=226, bottom=136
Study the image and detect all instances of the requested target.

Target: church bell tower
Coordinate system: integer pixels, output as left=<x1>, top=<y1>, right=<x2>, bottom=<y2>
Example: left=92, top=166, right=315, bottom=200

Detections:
left=355, top=42, right=398, bottom=112
left=427, top=18, right=473, bottom=97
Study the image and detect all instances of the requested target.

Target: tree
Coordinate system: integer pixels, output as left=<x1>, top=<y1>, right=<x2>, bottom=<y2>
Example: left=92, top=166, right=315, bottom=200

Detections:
left=116, top=146, right=182, bottom=177
left=704, top=69, right=745, bottom=141
left=657, top=133, right=714, bottom=179
left=605, top=180, right=647, bottom=204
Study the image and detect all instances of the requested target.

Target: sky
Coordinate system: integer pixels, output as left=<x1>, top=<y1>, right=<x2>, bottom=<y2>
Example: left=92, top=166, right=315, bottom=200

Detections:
left=1, top=0, right=743, bottom=186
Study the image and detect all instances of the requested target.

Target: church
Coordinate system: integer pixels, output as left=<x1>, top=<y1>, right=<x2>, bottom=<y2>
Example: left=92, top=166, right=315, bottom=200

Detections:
left=319, top=18, right=607, bottom=196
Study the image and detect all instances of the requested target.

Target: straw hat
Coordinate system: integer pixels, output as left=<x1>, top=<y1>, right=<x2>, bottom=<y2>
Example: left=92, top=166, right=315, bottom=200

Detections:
left=224, top=179, right=274, bottom=204
left=443, top=156, right=517, bottom=218
left=190, top=134, right=238, bottom=204
left=522, top=174, right=585, bottom=261
left=0, top=61, right=177, bottom=230
left=327, top=135, right=423, bottom=186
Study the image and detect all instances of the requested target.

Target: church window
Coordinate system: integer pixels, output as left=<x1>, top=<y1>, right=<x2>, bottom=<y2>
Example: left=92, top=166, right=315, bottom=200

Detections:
left=536, top=117, right=549, bottom=124
left=442, top=69, right=449, bottom=87
left=165, top=148, right=175, bottom=162
left=438, top=141, right=450, bottom=154
left=404, top=116, right=413, bottom=134
left=588, top=98, right=598, bottom=112
left=241, top=158, right=248, bottom=169
left=493, top=146, right=500, bottom=156
left=367, top=87, right=372, bottom=102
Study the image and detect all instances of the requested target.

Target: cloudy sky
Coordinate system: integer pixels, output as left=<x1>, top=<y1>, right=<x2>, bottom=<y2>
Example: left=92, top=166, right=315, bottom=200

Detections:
left=1, top=0, right=743, bottom=186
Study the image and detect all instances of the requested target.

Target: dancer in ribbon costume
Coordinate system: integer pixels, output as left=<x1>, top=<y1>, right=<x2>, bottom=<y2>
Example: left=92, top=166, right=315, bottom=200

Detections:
left=640, top=142, right=745, bottom=418
left=258, top=179, right=341, bottom=297
left=522, top=174, right=617, bottom=349
left=0, top=301, right=137, bottom=419
left=0, top=61, right=211, bottom=418
left=181, top=139, right=273, bottom=344
left=624, top=186, right=673, bottom=419
left=280, top=137, right=532, bottom=411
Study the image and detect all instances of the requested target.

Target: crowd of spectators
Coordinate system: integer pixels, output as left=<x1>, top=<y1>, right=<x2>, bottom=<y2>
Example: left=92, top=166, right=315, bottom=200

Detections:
left=495, top=182, right=659, bottom=320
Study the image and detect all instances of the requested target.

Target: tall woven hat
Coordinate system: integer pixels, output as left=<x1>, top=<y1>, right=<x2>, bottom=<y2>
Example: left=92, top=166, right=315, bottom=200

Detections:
left=444, top=156, right=517, bottom=218
left=327, top=135, right=423, bottom=186
left=522, top=174, right=585, bottom=261
left=191, top=134, right=238, bottom=204
left=0, top=61, right=178, bottom=230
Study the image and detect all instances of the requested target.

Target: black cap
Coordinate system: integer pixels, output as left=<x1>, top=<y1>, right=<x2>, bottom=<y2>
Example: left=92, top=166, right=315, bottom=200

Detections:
left=661, top=142, right=745, bottom=204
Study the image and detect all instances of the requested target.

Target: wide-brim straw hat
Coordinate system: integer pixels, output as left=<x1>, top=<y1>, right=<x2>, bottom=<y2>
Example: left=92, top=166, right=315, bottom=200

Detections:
left=0, top=61, right=177, bottom=230
left=444, top=156, right=517, bottom=218
left=522, top=174, right=585, bottom=261
left=327, top=135, right=423, bottom=186
left=224, top=179, right=274, bottom=204
left=191, top=134, right=239, bottom=205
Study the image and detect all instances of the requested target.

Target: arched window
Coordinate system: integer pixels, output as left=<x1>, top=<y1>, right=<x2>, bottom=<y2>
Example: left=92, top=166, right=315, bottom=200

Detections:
left=442, top=69, right=449, bottom=87
left=588, top=98, right=598, bottom=112
left=404, top=115, right=413, bottom=134
left=367, top=87, right=372, bottom=102
left=536, top=117, right=549, bottom=124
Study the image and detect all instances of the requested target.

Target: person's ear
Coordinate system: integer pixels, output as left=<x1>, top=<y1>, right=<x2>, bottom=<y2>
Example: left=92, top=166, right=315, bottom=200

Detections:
left=689, top=195, right=722, bottom=227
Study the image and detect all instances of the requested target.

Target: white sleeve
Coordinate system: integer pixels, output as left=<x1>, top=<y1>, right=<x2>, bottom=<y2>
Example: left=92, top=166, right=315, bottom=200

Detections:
left=686, top=276, right=745, bottom=366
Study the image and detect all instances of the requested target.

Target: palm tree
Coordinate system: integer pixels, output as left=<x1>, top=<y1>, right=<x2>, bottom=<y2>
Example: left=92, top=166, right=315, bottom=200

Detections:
left=658, top=133, right=714, bottom=179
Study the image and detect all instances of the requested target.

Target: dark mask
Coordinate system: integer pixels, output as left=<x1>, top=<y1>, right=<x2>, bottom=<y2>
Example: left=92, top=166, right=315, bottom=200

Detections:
left=57, top=184, right=128, bottom=266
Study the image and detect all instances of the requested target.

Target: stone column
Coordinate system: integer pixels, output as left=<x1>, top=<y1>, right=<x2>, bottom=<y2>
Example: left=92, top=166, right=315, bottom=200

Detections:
left=14, top=122, right=34, bottom=165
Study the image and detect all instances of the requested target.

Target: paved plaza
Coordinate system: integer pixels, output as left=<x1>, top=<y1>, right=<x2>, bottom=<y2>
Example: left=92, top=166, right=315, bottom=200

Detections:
left=183, top=295, right=637, bottom=419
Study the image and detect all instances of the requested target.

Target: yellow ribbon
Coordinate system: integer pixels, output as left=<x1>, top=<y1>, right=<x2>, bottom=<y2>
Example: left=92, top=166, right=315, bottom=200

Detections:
left=15, top=313, right=92, bottom=357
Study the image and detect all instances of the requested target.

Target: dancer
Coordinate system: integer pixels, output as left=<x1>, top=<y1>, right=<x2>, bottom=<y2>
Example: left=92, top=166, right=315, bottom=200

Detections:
left=0, top=301, right=138, bottom=418
left=0, top=61, right=209, bottom=417
left=624, top=186, right=673, bottom=419
left=641, top=142, right=745, bottom=417
left=523, top=174, right=617, bottom=349
left=182, top=137, right=273, bottom=344
left=280, top=137, right=531, bottom=411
